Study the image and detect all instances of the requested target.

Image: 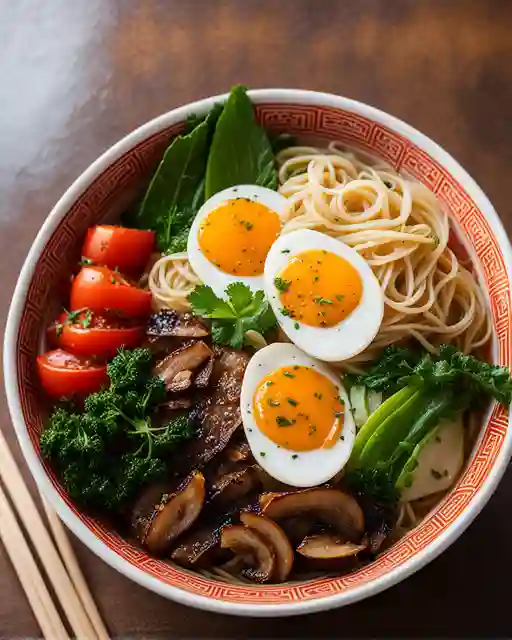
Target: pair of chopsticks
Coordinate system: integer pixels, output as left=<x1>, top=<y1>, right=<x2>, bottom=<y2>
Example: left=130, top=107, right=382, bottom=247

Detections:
left=0, top=428, right=109, bottom=639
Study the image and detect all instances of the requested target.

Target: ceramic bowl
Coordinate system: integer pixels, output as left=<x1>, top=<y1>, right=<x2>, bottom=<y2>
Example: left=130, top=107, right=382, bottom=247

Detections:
left=4, top=89, right=512, bottom=616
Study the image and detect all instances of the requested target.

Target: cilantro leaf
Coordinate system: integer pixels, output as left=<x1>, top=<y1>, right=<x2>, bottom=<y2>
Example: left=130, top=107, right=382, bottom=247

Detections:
left=211, top=323, right=235, bottom=346
left=225, top=282, right=253, bottom=314
left=188, top=283, right=277, bottom=348
left=187, top=285, right=232, bottom=318
left=229, top=321, right=246, bottom=349
left=253, top=301, right=277, bottom=334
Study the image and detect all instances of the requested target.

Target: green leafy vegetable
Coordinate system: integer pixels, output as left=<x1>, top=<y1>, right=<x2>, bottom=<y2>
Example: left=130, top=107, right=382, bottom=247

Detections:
left=135, top=104, right=221, bottom=253
left=40, top=348, right=195, bottom=512
left=405, top=344, right=512, bottom=407
left=188, top=282, right=276, bottom=349
left=186, top=102, right=224, bottom=134
left=345, top=345, right=512, bottom=505
left=205, top=85, right=277, bottom=198
left=126, top=86, right=278, bottom=250
left=349, top=345, right=422, bottom=394
left=270, top=133, right=297, bottom=154
left=344, top=467, right=399, bottom=505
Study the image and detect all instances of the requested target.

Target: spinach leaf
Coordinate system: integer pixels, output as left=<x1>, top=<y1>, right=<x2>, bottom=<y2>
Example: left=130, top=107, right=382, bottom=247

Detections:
left=205, top=85, right=277, bottom=199
left=270, top=133, right=296, bottom=154
left=150, top=203, right=195, bottom=254
left=186, top=102, right=223, bottom=134
left=138, top=123, right=208, bottom=228
left=136, top=105, right=221, bottom=253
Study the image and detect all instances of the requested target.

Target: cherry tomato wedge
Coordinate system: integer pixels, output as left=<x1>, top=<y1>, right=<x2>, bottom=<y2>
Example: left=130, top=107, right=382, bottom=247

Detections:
left=37, top=349, right=108, bottom=399
left=81, top=225, right=155, bottom=274
left=48, top=311, right=145, bottom=359
left=70, top=266, right=152, bottom=317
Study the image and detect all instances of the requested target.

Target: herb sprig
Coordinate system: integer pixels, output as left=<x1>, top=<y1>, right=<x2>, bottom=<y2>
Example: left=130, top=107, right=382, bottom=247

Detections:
left=188, top=282, right=276, bottom=349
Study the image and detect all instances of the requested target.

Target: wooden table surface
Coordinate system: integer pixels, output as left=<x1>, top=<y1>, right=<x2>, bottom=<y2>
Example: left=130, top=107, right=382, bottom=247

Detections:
left=1, top=1, right=511, bottom=637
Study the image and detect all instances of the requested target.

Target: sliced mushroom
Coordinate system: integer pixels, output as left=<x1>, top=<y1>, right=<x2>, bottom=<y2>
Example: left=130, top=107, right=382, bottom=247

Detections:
left=297, top=534, right=366, bottom=559
left=279, top=516, right=316, bottom=547
left=209, top=466, right=260, bottom=507
left=296, top=534, right=366, bottom=570
left=261, top=488, right=364, bottom=542
left=194, top=356, right=214, bottom=388
left=240, top=512, right=293, bottom=581
left=153, top=341, right=213, bottom=391
left=132, top=471, right=205, bottom=555
left=220, top=524, right=276, bottom=583
left=147, top=310, right=209, bottom=338
left=168, top=369, right=193, bottom=393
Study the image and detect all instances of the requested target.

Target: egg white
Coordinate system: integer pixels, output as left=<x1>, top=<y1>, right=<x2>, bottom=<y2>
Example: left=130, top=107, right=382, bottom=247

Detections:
left=240, top=343, right=356, bottom=488
left=187, top=185, right=289, bottom=298
left=264, top=229, right=384, bottom=362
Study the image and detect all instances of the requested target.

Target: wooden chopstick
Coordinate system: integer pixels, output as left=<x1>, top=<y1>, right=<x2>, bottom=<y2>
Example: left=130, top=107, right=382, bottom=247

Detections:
left=0, top=482, right=69, bottom=640
left=43, top=500, right=110, bottom=640
left=0, top=429, right=104, bottom=639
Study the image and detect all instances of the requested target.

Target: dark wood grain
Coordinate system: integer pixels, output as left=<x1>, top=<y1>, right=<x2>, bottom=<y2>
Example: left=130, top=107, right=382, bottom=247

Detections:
left=1, top=0, right=511, bottom=637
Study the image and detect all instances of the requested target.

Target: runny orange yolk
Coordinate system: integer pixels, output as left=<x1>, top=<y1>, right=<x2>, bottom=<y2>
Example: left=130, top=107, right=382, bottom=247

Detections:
left=198, top=198, right=281, bottom=276
left=278, top=249, right=363, bottom=327
left=252, top=365, right=344, bottom=452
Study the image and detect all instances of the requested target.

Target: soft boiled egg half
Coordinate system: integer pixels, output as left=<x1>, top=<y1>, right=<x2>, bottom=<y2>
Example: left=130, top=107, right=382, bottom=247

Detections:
left=264, top=229, right=384, bottom=362
left=187, top=185, right=288, bottom=297
left=240, top=343, right=355, bottom=487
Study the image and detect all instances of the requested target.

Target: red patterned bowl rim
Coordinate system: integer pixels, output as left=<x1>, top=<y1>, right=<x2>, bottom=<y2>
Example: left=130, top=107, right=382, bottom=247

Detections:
left=4, top=90, right=512, bottom=617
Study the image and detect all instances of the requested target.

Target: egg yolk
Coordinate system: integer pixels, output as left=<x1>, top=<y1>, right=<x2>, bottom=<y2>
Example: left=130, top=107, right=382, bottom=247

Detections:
left=198, top=198, right=281, bottom=276
left=277, top=249, right=363, bottom=327
left=252, top=365, right=344, bottom=452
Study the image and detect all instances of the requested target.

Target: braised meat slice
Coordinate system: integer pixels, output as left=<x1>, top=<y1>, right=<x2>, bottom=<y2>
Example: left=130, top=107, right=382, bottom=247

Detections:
left=145, top=335, right=185, bottom=356
left=209, top=466, right=260, bottom=507
left=153, top=341, right=213, bottom=391
left=185, top=347, right=251, bottom=466
left=170, top=495, right=258, bottom=570
left=147, top=310, right=209, bottom=338
left=209, top=441, right=253, bottom=481
left=167, top=369, right=193, bottom=393
left=161, top=397, right=192, bottom=411
left=193, top=356, right=214, bottom=389
left=171, top=519, right=226, bottom=569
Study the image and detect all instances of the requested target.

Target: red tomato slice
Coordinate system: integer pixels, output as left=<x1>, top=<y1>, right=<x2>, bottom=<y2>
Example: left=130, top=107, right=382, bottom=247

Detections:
left=81, top=226, right=155, bottom=274
left=70, top=266, right=152, bottom=317
left=48, top=312, right=145, bottom=359
left=37, top=349, right=108, bottom=399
